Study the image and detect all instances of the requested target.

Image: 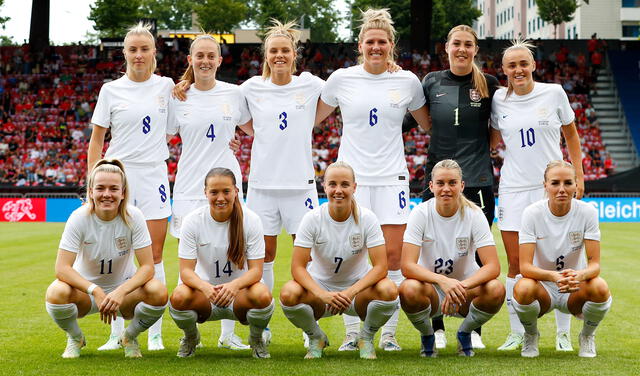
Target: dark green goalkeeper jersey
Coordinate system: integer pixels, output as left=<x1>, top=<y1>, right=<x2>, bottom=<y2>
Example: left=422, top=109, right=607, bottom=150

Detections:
left=422, top=70, right=499, bottom=187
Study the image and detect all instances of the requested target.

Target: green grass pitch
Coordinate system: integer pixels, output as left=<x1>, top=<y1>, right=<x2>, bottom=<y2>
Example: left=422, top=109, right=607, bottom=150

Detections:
left=0, top=222, right=638, bottom=376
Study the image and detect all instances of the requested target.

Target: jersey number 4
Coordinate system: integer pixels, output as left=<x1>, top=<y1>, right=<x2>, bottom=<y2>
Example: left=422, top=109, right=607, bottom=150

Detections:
left=206, top=123, right=216, bottom=142
left=214, top=260, right=233, bottom=278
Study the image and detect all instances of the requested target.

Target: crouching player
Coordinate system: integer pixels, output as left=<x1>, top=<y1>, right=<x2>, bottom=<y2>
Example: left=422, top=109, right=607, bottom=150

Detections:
left=513, top=160, right=612, bottom=358
left=45, top=159, right=168, bottom=358
left=399, top=159, right=504, bottom=357
left=169, top=168, right=274, bottom=358
left=279, top=162, right=399, bottom=360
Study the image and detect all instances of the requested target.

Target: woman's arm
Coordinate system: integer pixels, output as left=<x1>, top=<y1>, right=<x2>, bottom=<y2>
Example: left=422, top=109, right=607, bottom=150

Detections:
left=561, top=122, right=585, bottom=199
left=489, top=127, right=503, bottom=150
left=409, top=105, right=431, bottom=132
left=238, top=119, right=254, bottom=136
left=212, top=258, right=264, bottom=307
left=343, top=244, right=387, bottom=299
left=314, top=99, right=336, bottom=126
left=87, top=125, right=107, bottom=173
left=519, top=243, right=562, bottom=283
left=55, top=249, right=92, bottom=294
left=461, top=245, right=500, bottom=289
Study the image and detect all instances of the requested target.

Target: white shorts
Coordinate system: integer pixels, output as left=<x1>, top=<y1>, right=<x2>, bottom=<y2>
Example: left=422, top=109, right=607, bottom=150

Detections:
left=170, top=199, right=207, bottom=238
left=431, top=283, right=464, bottom=318
left=207, top=301, right=239, bottom=322
left=354, top=185, right=410, bottom=225
left=539, top=280, right=571, bottom=315
left=314, top=277, right=359, bottom=318
left=497, top=187, right=544, bottom=231
left=246, top=187, right=318, bottom=236
left=125, top=162, right=171, bottom=220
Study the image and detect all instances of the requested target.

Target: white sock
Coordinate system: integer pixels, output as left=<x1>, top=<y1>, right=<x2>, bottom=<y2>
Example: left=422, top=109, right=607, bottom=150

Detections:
left=458, top=303, right=495, bottom=333
left=405, top=306, right=433, bottom=336
left=381, top=269, right=404, bottom=336
left=343, top=314, right=360, bottom=335
left=281, top=303, right=321, bottom=338
left=46, top=302, right=83, bottom=339
left=169, top=304, right=199, bottom=339
left=110, top=316, right=125, bottom=337
left=555, top=310, right=572, bottom=334
left=581, top=296, right=612, bottom=336
left=125, top=301, right=166, bottom=339
left=361, top=298, right=399, bottom=340
left=506, top=276, right=525, bottom=335
left=220, top=319, right=236, bottom=339
left=247, top=300, right=275, bottom=340
left=262, top=261, right=274, bottom=292
left=148, top=262, right=166, bottom=338
left=512, top=299, right=540, bottom=335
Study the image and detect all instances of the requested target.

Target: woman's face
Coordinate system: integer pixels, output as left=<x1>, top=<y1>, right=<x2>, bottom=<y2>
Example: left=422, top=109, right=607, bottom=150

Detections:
left=429, top=168, right=464, bottom=206
left=123, top=34, right=156, bottom=76
left=502, top=48, right=536, bottom=92
left=359, top=28, right=393, bottom=68
left=544, top=166, right=576, bottom=205
left=265, top=36, right=295, bottom=77
left=188, top=39, right=222, bottom=82
left=90, top=172, right=124, bottom=215
left=205, top=175, right=237, bottom=219
left=324, top=167, right=356, bottom=209
left=446, top=30, right=477, bottom=73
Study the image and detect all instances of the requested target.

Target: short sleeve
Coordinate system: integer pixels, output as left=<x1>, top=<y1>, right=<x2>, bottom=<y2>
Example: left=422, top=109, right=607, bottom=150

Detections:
left=470, top=208, right=495, bottom=248
left=293, top=210, right=317, bottom=249
left=166, top=96, right=180, bottom=135
left=237, top=89, right=251, bottom=125
left=130, top=208, right=152, bottom=250
left=518, top=206, right=537, bottom=244
left=583, top=204, right=601, bottom=241
left=403, top=204, right=427, bottom=246
left=91, top=85, right=111, bottom=128
left=178, top=213, right=199, bottom=260
left=320, top=70, right=341, bottom=107
left=363, top=210, right=385, bottom=248
left=245, top=212, right=265, bottom=260
left=408, top=74, right=427, bottom=111
left=490, top=94, right=501, bottom=130
left=556, top=85, right=575, bottom=125
left=58, top=209, right=85, bottom=253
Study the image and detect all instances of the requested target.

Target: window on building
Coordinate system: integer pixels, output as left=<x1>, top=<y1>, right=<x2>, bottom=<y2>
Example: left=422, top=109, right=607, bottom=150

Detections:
left=573, top=25, right=577, bottom=39
left=622, top=0, right=640, bottom=7
left=538, top=18, right=541, bottom=29
left=622, top=25, right=640, bottom=37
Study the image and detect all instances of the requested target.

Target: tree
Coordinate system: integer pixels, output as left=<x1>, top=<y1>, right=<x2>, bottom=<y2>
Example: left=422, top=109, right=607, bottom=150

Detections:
left=89, top=0, right=142, bottom=38
left=0, top=0, right=10, bottom=29
left=431, top=0, right=481, bottom=42
left=193, top=0, right=247, bottom=34
left=348, top=0, right=410, bottom=42
left=140, top=0, right=194, bottom=31
left=537, top=0, right=578, bottom=39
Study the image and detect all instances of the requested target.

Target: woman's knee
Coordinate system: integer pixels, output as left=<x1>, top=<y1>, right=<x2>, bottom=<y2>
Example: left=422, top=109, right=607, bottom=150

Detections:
left=45, top=280, right=73, bottom=304
left=279, top=280, right=303, bottom=306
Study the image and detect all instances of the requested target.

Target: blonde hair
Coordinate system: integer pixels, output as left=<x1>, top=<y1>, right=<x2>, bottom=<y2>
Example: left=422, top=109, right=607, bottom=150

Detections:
left=124, top=22, right=157, bottom=75
left=447, top=25, right=489, bottom=98
left=204, top=168, right=245, bottom=269
left=262, top=19, right=300, bottom=79
left=502, top=38, right=536, bottom=98
left=181, top=34, right=221, bottom=84
left=357, top=8, right=397, bottom=64
left=87, top=159, right=131, bottom=228
left=430, top=159, right=479, bottom=219
left=543, top=160, right=576, bottom=182
left=324, top=161, right=360, bottom=225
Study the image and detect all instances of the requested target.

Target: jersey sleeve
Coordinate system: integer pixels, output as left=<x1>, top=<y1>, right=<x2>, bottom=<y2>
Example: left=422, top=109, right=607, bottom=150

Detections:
left=363, top=210, right=385, bottom=248
left=555, top=85, right=575, bottom=125
left=166, top=96, right=180, bottom=135
left=320, top=70, right=341, bottom=107
left=245, top=212, right=265, bottom=260
left=421, top=72, right=434, bottom=103
left=91, top=85, right=111, bottom=128
left=485, top=74, right=500, bottom=98
left=293, top=210, right=316, bottom=249
left=237, top=88, right=251, bottom=125
left=407, top=74, right=427, bottom=111
left=583, top=204, right=601, bottom=241
left=403, top=205, right=427, bottom=246
left=518, top=205, right=537, bottom=244
left=129, top=208, right=152, bottom=250
left=58, top=209, right=85, bottom=253
left=490, top=93, right=501, bottom=130
left=470, top=208, right=495, bottom=248
left=178, top=213, right=198, bottom=260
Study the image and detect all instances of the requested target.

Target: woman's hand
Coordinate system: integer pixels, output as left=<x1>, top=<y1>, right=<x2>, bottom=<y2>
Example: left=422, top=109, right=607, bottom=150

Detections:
left=557, top=269, right=581, bottom=293
left=212, top=281, right=240, bottom=308
left=318, top=291, right=351, bottom=315
left=386, top=61, right=402, bottom=73
left=98, top=287, right=126, bottom=324
left=437, top=276, right=467, bottom=314
left=172, top=80, right=190, bottom=101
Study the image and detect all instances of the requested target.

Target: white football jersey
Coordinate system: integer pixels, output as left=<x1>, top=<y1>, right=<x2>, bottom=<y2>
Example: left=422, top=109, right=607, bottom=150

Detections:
left=178, top=205, right=265, bottom=285
left=240, top=72, right=323, bottom=189
left=491, top=83, right=575, bottom=192
left=59, top=205, right=151, bottom=292
left=519, top=199, right=599, bottom=272
left=294, top=203, right=385, bottom=285
left=92, top=74, right=174, bottom=165
left=321, top=65, right=425, bottom=185
left=403, top=199, right=495, bottom=281
left=168, top=82, right=250, bottom=199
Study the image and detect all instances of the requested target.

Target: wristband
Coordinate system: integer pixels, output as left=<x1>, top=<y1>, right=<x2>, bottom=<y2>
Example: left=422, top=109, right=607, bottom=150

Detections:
left=87, top=283, right=98, bottom=296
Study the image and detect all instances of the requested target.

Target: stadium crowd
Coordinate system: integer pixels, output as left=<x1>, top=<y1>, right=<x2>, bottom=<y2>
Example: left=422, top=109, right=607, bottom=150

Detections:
left=0, top=38, right=612, bottom=189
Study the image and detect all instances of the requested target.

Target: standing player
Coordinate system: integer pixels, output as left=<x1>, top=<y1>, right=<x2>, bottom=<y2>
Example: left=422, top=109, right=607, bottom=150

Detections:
left=513, top=160, right=611, bottom=358
left=491, top=39, right=585, bottom=351
left=399, top=159, right=504, bottom=357
left=402, top=24, right=499, bottom=350
left=169, top=168, right=273, bottom=359
left=45, top=159, right=168, bottom=358
left=168, top=34, right=252, bottom=350
left=315, top=8, right=430, bottom=352
left=279, top=162, right=399, bottom=360
left=88, top=22, right=173, bottom=350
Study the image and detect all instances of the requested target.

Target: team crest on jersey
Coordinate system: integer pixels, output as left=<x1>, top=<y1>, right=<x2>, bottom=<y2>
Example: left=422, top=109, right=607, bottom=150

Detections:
left=157, top=95, right=167, bottom=113
left=388, top=89, right=401, bottom=108
left=568, top=231, right=583, bottom=246
left=469, top=89, right=481, bottom=102
left=537, top=108, right=549, bottom=117
left=350, top=233, right=363, bottom=252
left=222, top=103, right=232, bottom=120
left=295, top=93, right=306, bottom=109
left=115, top=236, right=129, bottom=251
left=456, top=237, right=469, bottom=256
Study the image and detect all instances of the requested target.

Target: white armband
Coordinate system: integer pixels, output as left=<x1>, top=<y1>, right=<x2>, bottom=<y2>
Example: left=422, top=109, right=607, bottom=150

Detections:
left=86, top=283, right=98, bottom=296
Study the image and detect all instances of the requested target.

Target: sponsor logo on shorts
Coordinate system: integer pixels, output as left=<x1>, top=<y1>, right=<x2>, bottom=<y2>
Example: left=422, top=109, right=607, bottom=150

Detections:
left=115, top=236, right=129, bottom=251
left=568, top=231, right=583, bottom=246
left=350, top=233, right=363, bottom=251
left=498, top=207, right=504, bottom=222
left=469, top=89, right=481, bottom=102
